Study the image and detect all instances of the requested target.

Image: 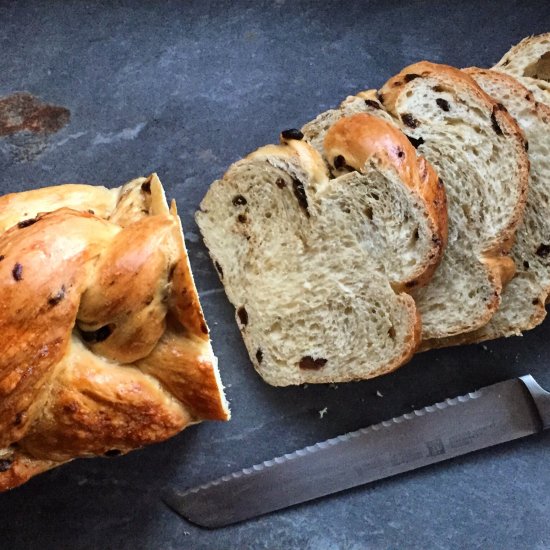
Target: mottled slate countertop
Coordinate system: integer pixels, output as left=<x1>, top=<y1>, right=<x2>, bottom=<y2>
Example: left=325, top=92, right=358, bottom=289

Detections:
left=0, top=1, right=549, bottom=548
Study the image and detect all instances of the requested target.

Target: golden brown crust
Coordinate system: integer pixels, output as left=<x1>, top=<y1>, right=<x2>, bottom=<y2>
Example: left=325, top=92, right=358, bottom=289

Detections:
left=249, top=136, right=330, bottom=188
left=380, top=61, right=528, bottom=253
left=0, top=175, right=228, bottom=491
left=464, top=66, right=550, bottom=120
left=323, top=113, right=448, bottom=289
left=18, top=337, right=192, bottom=461
left=360, top=294, right=422, bottom=381
left=0, top=450, right=59, bottom=492
left=0, top=184, right=120, bottom=233
left=137, top=325, right=228, bottom=421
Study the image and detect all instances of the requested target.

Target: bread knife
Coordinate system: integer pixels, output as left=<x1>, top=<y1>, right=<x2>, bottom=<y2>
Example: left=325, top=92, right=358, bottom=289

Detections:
left=164, top=375, right=550, bottom=528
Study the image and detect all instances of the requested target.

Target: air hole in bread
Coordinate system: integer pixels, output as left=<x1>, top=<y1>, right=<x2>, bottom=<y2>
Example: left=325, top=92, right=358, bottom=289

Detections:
left=0, top=458, right=13, bottom=472
left=237, top=306, right=248, bottom=326
left=388, top=326, right=396, bottom=339
left=299, top=356, right=328, bottom=370
left=524, top=51, right=550, bottom=81
left=406, top=134, right=424, bottom=148
left=104, top=449, right=122, bottom=457
left=79, top=324, right=114, bottom=343
left=292, top=178, right=310, bottom=216
left=364, top=99, right=382, bottom=110
left=232, top=195, right=247, bottom=206
left=333, top=155, right=346, bottom=169
left=404, top=73, right=421, bottom=83
left=491, top=108, right=503, bottom=135
left=364, top=205, right=373, bottom=220
left=17, top=217, right=37, bottom=229
left=535, top=244, right=550, bottom=257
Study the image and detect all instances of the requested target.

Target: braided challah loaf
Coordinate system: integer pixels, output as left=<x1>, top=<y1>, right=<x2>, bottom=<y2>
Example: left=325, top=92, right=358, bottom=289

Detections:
left=0, top=174, right=229, bottom=491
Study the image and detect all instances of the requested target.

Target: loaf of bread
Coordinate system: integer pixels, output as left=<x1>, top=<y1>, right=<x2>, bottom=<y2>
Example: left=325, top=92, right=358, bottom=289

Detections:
left=494, top=33, right=550, bottom=106
left=0, top=174, right=229, bottom=491
left=432, top=68, right=550, bottom=345
left=196, top=116, right=446, bottom=385
left=377, top=62, right=529, bottom=347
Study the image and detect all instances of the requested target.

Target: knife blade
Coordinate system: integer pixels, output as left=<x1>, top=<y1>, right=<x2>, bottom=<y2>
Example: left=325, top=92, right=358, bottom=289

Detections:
left=165, top=375, right=550, bottom=528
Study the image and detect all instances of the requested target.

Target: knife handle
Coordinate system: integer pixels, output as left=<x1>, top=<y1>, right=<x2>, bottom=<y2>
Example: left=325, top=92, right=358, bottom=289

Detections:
left=520, top=375, right=550, bottom=430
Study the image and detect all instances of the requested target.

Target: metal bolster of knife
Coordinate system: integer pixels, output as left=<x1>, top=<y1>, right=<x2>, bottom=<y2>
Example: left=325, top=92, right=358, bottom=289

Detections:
left=520, top=375, right=550, bottom=429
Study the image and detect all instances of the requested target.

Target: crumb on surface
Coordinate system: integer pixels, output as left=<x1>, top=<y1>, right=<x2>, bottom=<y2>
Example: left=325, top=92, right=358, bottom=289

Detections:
left=319, top=407, right=328, bottom=419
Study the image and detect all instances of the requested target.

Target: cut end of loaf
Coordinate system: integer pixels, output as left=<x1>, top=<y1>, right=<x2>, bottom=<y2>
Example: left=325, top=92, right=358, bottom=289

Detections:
left=0, top=174, right=229, bottom=491
left=196, top=117, right=448, bottom=385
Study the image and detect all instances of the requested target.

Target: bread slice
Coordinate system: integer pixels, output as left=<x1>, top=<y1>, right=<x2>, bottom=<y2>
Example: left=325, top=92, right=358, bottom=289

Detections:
left=196, top=115, right=446, bottom=385
left=377, top=62, right=529, bottom=346
left=494, top=33, right=550, bottom=106
left=431, top=68, right=550, bottom=345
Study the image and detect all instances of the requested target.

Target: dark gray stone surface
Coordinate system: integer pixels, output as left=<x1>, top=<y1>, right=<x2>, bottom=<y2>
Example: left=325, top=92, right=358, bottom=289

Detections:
left=0, top=1, right=549, bottom=548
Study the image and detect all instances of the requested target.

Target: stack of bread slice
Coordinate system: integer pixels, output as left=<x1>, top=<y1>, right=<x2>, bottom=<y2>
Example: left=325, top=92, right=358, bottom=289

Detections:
left=197, top=33, right=550, bottom=386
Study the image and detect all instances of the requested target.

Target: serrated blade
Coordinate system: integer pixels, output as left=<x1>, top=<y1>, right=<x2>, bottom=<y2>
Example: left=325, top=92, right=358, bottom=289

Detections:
left=165, top=376, right=546, bottom=528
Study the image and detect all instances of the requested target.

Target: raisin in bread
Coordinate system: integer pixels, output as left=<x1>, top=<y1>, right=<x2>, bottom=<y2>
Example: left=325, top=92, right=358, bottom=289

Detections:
left=432, top=68, right=550, bottom=345
left=377, top=62, right=529, bottom=347
left=494, top=33, right=550, bottom=106
left=196, top=115, right=446, bottom=385
left=0, top=174, right=229, bottom=491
